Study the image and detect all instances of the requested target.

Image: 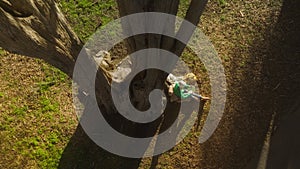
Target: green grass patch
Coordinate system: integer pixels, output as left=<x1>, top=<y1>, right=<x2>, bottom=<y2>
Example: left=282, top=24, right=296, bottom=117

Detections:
left=218, top=0, right=227, bottom=6
left=0, top=47, right=4, bottom=55
left=12, top=105, right=29, bottom=116
left=59, top=0, right=118, bottom=41
left=39, top=97, right=59, bottom=113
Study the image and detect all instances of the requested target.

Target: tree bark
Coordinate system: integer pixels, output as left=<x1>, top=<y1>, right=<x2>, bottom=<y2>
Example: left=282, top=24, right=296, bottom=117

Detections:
left=0, top=0, right=82, bottom=76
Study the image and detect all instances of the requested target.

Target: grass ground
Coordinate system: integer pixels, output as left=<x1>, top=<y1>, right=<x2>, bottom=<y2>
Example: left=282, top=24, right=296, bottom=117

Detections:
left=0, top=53, right=77, bottom=168
left=0, top=0, right=285, bottom=168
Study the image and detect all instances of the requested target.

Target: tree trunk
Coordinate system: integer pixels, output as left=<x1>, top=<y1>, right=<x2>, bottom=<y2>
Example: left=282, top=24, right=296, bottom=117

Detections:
left=113, top=0, right=208, bottom=136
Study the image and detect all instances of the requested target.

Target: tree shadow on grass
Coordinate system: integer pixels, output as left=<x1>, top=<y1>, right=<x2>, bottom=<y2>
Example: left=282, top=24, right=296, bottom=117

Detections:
left=245, top=0, right=300, bottom=168
left=58, top=124, right=141, bottom=169
left=58, top=89, right=205, bottom=169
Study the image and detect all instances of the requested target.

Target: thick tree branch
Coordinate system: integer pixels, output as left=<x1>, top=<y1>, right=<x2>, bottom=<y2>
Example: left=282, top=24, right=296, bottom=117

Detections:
left=0, top=0, right=82, bottom=76
left=172, top=0, right=208, bottom=57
